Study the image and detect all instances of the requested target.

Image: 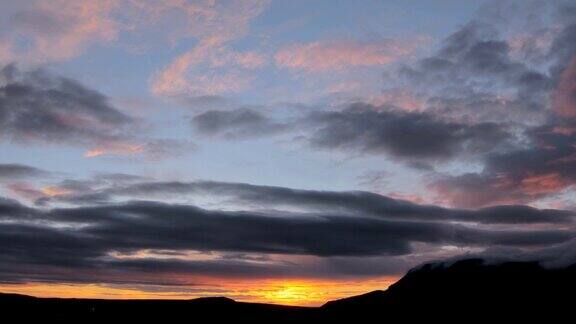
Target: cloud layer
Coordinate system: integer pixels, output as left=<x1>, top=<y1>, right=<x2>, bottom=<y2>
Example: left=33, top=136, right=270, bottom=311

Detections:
left=1, top=171, right=574, bottom=287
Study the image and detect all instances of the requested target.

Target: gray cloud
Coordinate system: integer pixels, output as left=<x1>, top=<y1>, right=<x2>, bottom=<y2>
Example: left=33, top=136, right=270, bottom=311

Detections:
left=1, top=194, right=574, bottom=286
left=186, top=6, right=560, bottom=167
left=2, top=168, right=575, bottom=287
left=432, top=129, right=574, bottom=203
left=37, top=179, right=575, bottom=225
left=0, top=64, right=194, bottom=160
left=297, top=1, right=575, bottom=178
left=303, top=103, right=512, bottom=162
left=0, top=163, right=50, bottom=180
left=191, top=108, right=289, bottom=139
left=431, top=121, right=576, bottom=207
left=397, top=12, right=553, bottom=125
left=0, top=64, right=131, bottom=145
left=189, top=102, right=513, bottom=164
left=400, top=1, right=576, bottom=207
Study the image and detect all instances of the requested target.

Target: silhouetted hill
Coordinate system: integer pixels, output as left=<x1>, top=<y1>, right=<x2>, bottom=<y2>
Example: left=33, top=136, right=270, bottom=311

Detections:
left=322, top=258, right=576, bottom=320
left=2, top=258, right=574, bottom=321
left=0, top=293, right=316, bottom=321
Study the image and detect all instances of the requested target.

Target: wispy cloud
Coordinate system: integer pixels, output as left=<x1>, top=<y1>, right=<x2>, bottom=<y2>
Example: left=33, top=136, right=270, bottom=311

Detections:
left=1, top=0, right=120, bottom=63
left=150, top=0, right=270, bottom=98
left=151, top=38, right=266, bottom=97
left=275, top=38, right=428, bottom=73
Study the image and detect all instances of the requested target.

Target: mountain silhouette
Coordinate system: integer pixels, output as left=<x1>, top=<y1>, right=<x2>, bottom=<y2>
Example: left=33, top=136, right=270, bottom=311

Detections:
left=322, top=258, right=575, bottom=320
left=2, top=258, right=574, bottom=321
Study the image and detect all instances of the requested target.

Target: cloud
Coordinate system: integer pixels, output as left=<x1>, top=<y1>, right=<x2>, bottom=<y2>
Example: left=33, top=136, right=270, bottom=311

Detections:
left=106, top=0, right=576, bottom=206
left=150, top=39, right=265, bottom=98
left=0, top=163, right=50, bottom=180
left=430, top=120, right=576, bottom=207
left=553, top=57, right=576, bottom=118
left=191, top=108, right=289, bottom=139
left=398, top=23, right=552, bottom=125
left=0, top=64, right=131, bottom=145
left=36, top=179, right=575, bottom=225
left=84, top=138, right=196, bottom=161
left=275, top=38, right=427, bottom=72
left=0, top=187, right=574, bottom=286
left=1, top=167, right=575, bottom=287
left=150, top=0, right=270, bottom=98
left=0, top=0, right=271, bottom=66
left=379, top=1, right=576, bottom=207
left=0, top=64, right=192, bottom=160
left=134, top=0, right=271, bottom=44
left=84, top=142, right=144, bottom=158
left=186, top=101, right=513, bottom=165
left=302, top=103, right=512, bottom=162
left=1, top=0, right=119, bottom=63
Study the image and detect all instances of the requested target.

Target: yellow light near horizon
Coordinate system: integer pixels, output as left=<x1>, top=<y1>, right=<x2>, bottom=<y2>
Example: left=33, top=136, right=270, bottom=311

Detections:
left=253, top=278, right=397, bottom=306
left=262, top=282, right=320, bottom=305
left=0, top=277, right=398, bottom=307
left=0, top=283, right=163, bottom=300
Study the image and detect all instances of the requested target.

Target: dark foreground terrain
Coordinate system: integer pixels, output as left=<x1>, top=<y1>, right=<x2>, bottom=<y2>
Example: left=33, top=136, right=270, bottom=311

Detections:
left=2, top=258, right=574, bottom=321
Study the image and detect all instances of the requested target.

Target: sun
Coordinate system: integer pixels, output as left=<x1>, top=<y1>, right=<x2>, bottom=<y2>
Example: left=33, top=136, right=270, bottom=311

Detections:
left=270, top=285, right=307, bottom=300
left=262, top=281, right=324, bottom=306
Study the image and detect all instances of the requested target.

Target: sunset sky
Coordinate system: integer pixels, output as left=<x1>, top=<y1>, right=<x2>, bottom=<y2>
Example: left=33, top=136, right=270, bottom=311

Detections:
left=1, top=0, right=576, bottom=306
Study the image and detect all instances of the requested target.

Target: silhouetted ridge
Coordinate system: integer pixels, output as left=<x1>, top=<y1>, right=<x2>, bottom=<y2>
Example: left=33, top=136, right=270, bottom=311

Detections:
left=322, top=258, right=575, bottom=320
left=187, top=296, right=236, bottom=305
left=321, top=289, right=387, bottom=308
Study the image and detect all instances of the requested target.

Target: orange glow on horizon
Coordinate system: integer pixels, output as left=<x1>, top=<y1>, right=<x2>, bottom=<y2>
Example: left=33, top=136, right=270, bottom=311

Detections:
left=0, top=277, right=398, bottom=307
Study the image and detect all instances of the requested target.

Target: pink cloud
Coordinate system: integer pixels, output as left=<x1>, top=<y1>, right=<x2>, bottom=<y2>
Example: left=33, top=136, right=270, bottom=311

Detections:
left=275, top=38, right=428, bottom=72
left=370, top=87, right=424, bottom=112
left=519, top=173, right=567, bottom=197
left=5, top=182, right=44, bottom=201
left=553, top=57, right=576, bottom=119
left=551, top=126, right=576, bottom=136
left=149, top=0, right=270, bottom=98
left=150, top=39, right=263, bottom=97
left=386, top=192, right=429, bottom=205
left=85, top=138, right=195, bottom=160
left=5, top=182, right=75, bottom=202
left=429, top=171, right=573, bottom=209
left=1, top=0, right=270, bottom=65
left=508, top=29, right=557, bottom=61
left=428, top=175, right=523, bottom=208
left=131, top=0, right=270, bottom=44
left=2, top=0, right=120, bottom=63
left=84, top=142, right=145, bottom=158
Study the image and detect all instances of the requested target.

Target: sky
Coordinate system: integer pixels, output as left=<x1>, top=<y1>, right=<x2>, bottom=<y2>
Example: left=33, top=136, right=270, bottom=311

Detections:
left=0, top=0, right=576, bottom=306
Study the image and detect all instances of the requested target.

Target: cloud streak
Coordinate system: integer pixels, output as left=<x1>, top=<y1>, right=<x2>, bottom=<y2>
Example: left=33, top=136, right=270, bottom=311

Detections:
left=0, top=163, right=50, bottom=180
left=302, top=103, right=512, bottom=162
left=32, top=177, right=576, bottom=225
left=150, top=0, right=270, bottom=98
left=275, top=38, right=427, bottom=72
left=0, top=178, right=574, bottom=288
left=1, top=0, right=119, bottom=63
left=191, top=108, right=289, bottom=139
